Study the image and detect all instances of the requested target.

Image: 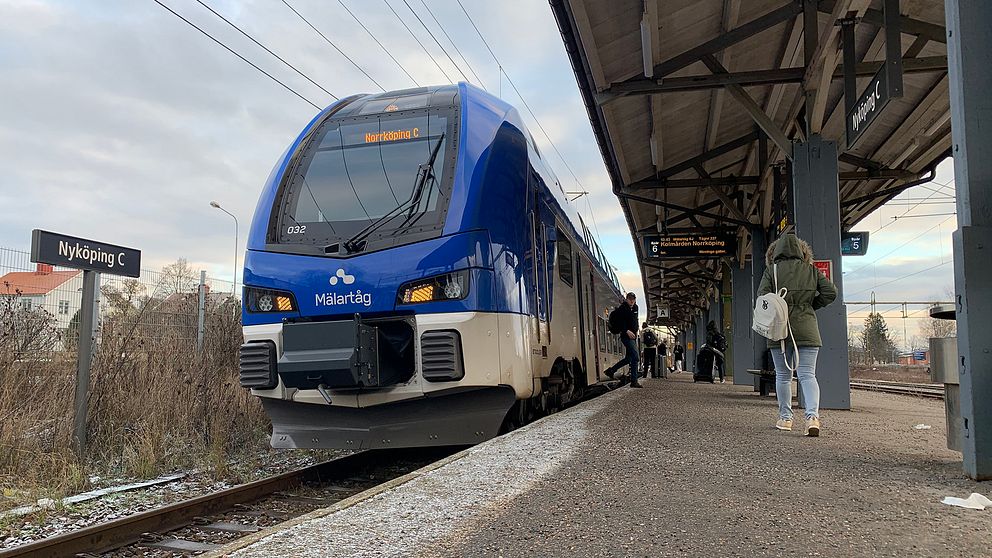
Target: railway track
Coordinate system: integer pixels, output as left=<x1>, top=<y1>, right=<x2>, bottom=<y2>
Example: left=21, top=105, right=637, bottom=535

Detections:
left=0, top=448, right=455, bottom=558
left=1, top=384, right=618, bottom=558
left=850, top=379, right=945, bottom=400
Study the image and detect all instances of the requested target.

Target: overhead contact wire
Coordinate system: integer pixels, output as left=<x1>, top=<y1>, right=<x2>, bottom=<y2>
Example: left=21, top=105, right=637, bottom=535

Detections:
left=383, top=0, right=453, bottom=82
left=455, top=0, right=595, bottom=241
left=193, top=0, right=338, bottom=101
left=151, top=0, right=321, bottom=109
left=282, top=0, right=387, bottom=92
left=418, top=0, right=487, bottom=89
left=337, top=0, right=421, bottom=87
left=400, top=0, right=469, bottom=83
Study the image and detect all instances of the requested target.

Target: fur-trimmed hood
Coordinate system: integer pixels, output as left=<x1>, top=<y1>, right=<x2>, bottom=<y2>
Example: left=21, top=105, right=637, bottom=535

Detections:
left=765, top=234, right=814, bottom=265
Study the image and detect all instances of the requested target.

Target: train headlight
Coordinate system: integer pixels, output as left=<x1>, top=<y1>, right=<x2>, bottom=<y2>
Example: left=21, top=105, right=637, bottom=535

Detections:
left=397, top=270, right=470, bottom=305
left=245, top=287, right=297, bottom=313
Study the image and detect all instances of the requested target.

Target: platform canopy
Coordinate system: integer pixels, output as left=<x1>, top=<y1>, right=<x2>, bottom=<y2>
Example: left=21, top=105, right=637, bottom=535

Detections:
left=551, top=0, right=950, bottom=327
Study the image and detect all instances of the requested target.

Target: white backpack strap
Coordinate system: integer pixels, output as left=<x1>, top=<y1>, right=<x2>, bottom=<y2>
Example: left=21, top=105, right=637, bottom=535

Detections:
left=775, top=262, right=800, bottom=372
left=775, top=262, right=787, bottom=298
left=781, top=323, right=800, bottom=372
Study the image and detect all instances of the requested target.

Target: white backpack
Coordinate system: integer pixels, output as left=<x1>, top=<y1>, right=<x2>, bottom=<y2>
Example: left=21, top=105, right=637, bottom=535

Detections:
left=752, top=263, right=800, bottom=371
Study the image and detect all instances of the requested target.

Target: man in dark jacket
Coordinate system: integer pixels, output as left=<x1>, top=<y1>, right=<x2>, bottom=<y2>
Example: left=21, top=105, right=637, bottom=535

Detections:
left=705, top=320, right=728, bottom=383
left=641, top=323, right=659, bottom=378
left=671, top=342, right=685, bottom=373
left=604, top=292, right=641, bottom=387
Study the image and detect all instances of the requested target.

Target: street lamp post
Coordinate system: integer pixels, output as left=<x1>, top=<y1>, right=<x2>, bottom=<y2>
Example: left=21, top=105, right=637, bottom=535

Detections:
left=210, top=201, right=239, bottom=295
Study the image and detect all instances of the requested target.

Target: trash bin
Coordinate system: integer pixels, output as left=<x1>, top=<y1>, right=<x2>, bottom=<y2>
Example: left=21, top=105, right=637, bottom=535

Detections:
left=929, top=304, right=961, bottom=452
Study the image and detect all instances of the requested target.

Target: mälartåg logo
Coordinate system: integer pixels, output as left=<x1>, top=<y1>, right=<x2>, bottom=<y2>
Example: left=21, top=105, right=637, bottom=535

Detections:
left=316, top=268, right=371, bottom=307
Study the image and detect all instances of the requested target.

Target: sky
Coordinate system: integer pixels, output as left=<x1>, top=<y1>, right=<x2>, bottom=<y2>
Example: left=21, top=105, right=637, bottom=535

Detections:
left=0, top=0, right=956, bottom=346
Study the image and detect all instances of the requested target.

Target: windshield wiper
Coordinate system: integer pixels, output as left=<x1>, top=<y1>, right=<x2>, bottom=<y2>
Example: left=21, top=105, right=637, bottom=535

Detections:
left=339, top=133, right=445, bottom=254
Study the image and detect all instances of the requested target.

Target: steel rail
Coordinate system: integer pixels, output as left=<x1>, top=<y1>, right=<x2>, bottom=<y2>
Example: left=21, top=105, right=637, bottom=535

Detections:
left=0, top=450, right=385, bottom=558
left=850, top=379, right=945, bottom=400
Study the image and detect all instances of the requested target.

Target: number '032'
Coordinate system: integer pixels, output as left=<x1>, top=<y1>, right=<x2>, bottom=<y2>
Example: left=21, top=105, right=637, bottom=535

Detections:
left=287, top=225, right=306, bottom=234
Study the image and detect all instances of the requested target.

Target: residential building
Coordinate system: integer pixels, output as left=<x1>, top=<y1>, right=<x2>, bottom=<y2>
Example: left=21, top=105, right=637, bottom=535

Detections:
left=0, top=264, right=83, bottom=329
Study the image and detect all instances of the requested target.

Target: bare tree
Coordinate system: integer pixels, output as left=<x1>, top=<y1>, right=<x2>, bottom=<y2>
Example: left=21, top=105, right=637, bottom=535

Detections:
left=158, top=259, right=197, bottom=297
left=920, top=317, right=956, bottom=339
left=0, top=289, right=61, bottom=365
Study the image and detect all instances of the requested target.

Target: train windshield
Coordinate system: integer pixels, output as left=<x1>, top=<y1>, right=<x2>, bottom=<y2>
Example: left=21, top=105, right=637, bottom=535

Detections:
left=275, top=107, right=455, bottom=250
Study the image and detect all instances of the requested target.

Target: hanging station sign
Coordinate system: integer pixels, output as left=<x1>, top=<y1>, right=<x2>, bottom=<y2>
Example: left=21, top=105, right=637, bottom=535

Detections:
left=31, top=229, right=142, bottom=278
left=842, top=0, right=903, bottom=149
left=644, top=231, right=735, bottom=259
left=846, top=67, right=893, bottom=148
left=841, top=231, right=870, bottom=256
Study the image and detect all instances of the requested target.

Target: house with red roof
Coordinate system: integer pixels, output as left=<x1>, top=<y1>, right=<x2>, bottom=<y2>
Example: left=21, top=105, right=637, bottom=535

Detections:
left=0, top=264, right=83, bottom=329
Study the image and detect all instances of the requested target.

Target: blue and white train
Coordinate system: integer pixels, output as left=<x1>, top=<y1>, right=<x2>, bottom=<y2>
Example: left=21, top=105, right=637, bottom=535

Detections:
left=239, top=83, right=625, bottom=449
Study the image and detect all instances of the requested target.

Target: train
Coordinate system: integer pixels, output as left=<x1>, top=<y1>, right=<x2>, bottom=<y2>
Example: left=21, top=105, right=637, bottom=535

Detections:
left=239, top=83, right=626, bottom=449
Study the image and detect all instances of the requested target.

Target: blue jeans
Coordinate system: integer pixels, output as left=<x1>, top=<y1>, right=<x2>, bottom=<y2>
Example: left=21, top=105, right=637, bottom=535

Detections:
left=770, top=346, right=820, bottom=420
left=616, top=336, right=640, bottom=382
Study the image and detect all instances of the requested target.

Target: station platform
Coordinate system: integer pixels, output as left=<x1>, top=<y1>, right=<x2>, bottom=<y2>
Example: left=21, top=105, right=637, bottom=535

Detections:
left=209, top=375, right=991, bottom=557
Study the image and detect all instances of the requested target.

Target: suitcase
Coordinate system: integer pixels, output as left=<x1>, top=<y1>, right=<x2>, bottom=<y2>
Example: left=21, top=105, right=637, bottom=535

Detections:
left=694, top=348, right=715, bottom=383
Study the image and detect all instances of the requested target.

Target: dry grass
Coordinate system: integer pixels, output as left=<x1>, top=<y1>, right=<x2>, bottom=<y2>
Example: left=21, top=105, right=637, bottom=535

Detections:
left=850, top=364, right=933, bottom=384
left=0, top=277, right=268, bottom=508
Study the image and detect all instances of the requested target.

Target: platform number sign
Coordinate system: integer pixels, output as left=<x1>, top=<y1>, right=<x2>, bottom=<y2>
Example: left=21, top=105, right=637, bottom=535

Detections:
left=841, top=231, right=869, bottom=256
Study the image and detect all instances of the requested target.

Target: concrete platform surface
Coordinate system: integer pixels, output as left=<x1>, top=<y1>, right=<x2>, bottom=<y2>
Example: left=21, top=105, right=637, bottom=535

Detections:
left=210, top=376, right=992, bottom=558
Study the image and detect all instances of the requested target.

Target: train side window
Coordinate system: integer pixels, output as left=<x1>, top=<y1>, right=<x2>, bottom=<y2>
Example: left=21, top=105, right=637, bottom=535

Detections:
left=598, top=318, right=606, bottom=352
left=556, top=231, right=573, bottom=287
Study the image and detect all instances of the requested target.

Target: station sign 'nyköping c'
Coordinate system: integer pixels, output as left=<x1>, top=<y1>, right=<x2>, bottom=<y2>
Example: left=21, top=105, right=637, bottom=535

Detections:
left=846, top=66, right=892, bottom=148
left=644, top=231, right=735, bottom=259
left=31, top=229, right=141, bottom=278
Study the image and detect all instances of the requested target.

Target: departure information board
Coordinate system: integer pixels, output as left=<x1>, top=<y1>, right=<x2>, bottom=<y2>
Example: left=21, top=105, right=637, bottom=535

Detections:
left=644, top=231, right=735, bottom=259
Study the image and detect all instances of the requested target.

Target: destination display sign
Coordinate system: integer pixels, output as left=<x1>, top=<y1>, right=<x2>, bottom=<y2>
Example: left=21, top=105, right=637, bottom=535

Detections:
left=364, top=128, right=421, bottom=143
left=846, top=66, right=892, bottom=148
left=644, top=231, right=735, bottom=259
left=841, top=231, right=870, bottom=256
left=31, top=229, right=141, bottom=278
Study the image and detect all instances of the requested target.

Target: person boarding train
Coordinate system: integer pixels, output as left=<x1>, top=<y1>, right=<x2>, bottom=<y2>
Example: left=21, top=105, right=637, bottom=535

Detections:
left=604, top=292, right=642, bottom=388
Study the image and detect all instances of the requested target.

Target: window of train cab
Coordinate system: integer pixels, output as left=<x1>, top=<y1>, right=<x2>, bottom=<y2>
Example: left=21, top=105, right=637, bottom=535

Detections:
left=556, top=228, right=573, bottom=287
left=267, top=89, right=460, bottom=255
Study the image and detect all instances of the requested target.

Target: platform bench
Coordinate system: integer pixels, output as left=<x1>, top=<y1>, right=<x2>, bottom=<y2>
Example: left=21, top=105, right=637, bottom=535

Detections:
left=747, top=369, right=776, bottom=397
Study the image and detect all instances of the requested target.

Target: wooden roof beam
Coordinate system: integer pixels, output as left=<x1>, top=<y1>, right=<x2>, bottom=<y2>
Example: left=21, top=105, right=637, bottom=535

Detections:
left=702, top=55, right=794, bottom=160
left=656, top=131, right=759, bottom=179
left=647, top=2, right=802, bottom=79
left=600, top=56, right=946, bottom=98
left=818, top=0, right=947, bottom=44
left=629, top=176, right=761, bottom=189
left=621, top=191, right=752, bottom=227
left=805, top=0, right=873, bottom=133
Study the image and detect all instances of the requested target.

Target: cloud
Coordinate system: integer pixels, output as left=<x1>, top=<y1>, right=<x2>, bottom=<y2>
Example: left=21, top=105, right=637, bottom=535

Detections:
left=0, top=0, right=639, bottom=286
left=1, top=0, right=955, bottom=336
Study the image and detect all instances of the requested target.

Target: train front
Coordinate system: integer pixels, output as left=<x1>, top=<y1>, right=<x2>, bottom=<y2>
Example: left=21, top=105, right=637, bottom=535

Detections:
left=239, top=84, right=520, bottom=449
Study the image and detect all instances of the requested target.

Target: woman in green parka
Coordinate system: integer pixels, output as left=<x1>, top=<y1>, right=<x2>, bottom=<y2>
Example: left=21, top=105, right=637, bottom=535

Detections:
left=756, top=234, right=838, bottom=436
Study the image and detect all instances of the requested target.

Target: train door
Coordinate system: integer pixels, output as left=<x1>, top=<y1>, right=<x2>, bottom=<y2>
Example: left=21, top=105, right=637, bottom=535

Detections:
left=573, top=249, right=587, bottom=374
left=587, top=266, right=599, bottom=379
left=529, top=194, right=550, bottom=357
